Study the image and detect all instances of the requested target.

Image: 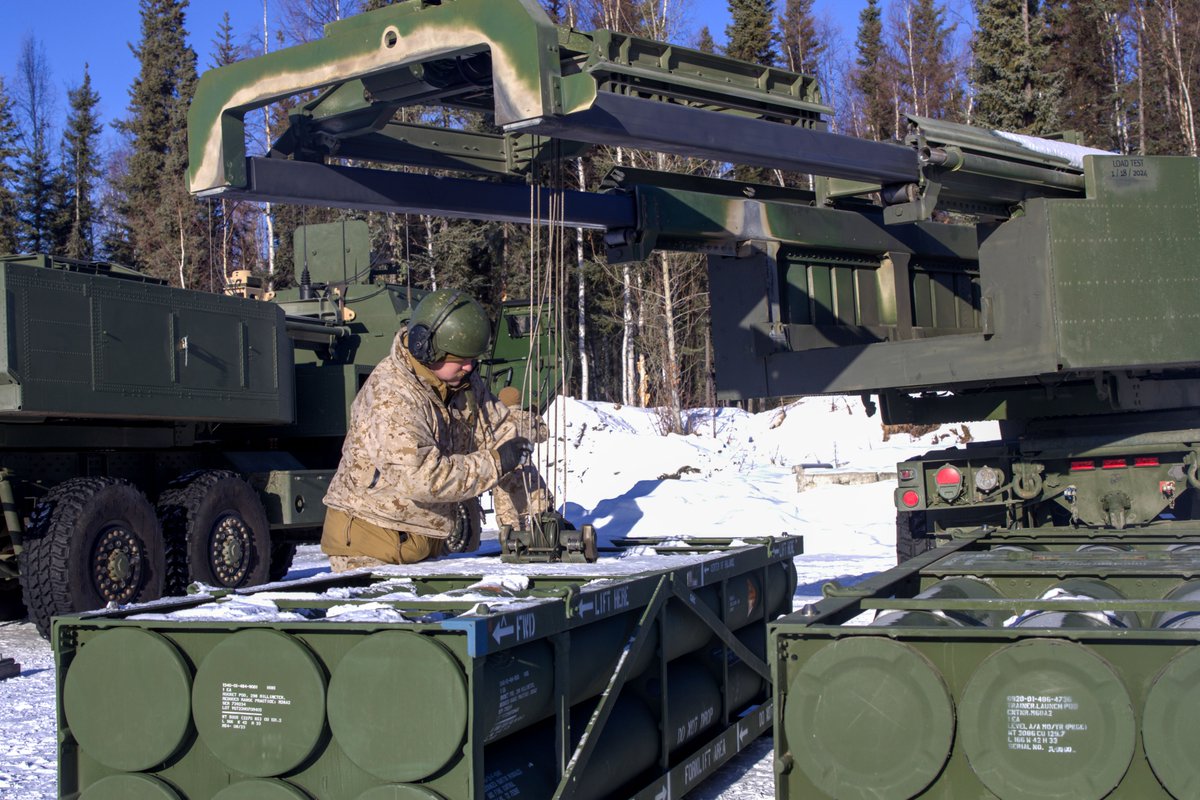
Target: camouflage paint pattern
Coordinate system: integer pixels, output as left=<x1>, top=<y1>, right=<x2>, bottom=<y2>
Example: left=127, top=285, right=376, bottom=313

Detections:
left=187, top=0, right=830, bottom=194
left=188, top=0, right=561, bottom=193
left=322, top=327, right=549, bottom=540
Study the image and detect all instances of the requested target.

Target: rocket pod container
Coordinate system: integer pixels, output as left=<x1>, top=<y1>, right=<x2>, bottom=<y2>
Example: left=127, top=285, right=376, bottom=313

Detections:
left=771, top=528, right=1200, bottom=800
left=54, top=536, right=799, bottom=800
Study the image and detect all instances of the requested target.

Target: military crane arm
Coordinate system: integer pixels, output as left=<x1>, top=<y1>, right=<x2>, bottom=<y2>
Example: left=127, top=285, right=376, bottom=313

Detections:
left=188, top=0, right=1099, bottom=232
left=189, top=0, right=1173, bottom=413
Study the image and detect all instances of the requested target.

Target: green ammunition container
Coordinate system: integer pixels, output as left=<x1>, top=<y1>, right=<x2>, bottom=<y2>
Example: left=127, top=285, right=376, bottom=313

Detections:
left=772, top=529, right=1200, bottom=800
left=55, top=537, right=799, bottom=800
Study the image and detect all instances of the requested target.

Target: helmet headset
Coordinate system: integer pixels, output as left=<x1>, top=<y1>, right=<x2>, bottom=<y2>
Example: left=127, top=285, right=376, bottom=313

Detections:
left=407, top=290, right=462, bottom=363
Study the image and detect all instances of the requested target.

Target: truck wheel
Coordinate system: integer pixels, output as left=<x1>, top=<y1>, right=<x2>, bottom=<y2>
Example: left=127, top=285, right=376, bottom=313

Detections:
left=896, top=510, right=939, bottom=563
left=268, top=542, right=297, bottom=583
left=158, top=471, right=271, bottom=594
left=18, top=478, right=165, bottom=638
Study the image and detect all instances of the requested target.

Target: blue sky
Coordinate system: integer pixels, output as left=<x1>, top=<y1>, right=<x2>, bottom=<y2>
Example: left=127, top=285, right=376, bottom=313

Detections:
left=0, top=0, right=971, bottom=152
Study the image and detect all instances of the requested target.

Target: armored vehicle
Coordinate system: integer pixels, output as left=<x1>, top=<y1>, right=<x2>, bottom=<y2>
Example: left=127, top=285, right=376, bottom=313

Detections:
left=184, top=0, right=1200, bottom=555
left=159, top=0, right=1200, bottom=796
left=0, top=219, right=561, bottom=637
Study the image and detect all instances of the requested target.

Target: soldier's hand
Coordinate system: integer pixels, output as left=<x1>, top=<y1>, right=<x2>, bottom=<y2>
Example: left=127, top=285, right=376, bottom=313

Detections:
left=496, top=437, right=534, bottom=475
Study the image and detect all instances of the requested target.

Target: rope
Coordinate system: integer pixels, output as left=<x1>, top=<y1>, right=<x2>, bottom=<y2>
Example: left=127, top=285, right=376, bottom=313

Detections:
left=520, top=137, right=570, bottom=527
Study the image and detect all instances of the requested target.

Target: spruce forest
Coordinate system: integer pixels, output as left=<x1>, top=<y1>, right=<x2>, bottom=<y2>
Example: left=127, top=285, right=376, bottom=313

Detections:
left=0, top=0, right=1195, bottom=421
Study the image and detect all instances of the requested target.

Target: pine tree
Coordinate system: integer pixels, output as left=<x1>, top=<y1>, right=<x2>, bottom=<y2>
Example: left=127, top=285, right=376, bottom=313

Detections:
left=47, top=164, right=73, bottom=256
left=696, top=26, right=717, bottom=53
left=1045, top=0, right=1132, bottom=151
left=114, top=0, right=209, bottom=283
left=207, top=12, right=260, bottom=286
left=726, top=0, right=778, bottom=183
left=278, top=0, right=361, bottom=44
left=57, top=66, right=103, bottom=259
left=853, top=0, right=892, bottom=140
left=0, top=78, right=19, bottom=255
left=779, top=0, right=824, bottom=76
left=13, top=35, right=55, bottom=255
left=117, top=0, right=183, bottom=227
left=972, top=0, right=1060, bottom=133
left=1135, top=0, right=1199, bottom=155
left=583, top=0, right=648, bottom=33
left=891, top=0, right=964, bottom=122
left=726, top=0, right=778, bottom=65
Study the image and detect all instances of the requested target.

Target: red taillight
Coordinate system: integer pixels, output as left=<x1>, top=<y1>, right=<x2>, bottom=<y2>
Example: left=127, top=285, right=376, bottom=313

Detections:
left=1134, top=456, right=1160, bottom=467
left=1102, top=458, right=1127, bottom=470
left=935, top=466, right=962, bottom=486
left=901, top=490, right=920, bottom=508
left=934, top=465, right=963, bottom=502
left=899, top=468, right=915, bottom=481
left=1070, top=461, right=1095, bottom=471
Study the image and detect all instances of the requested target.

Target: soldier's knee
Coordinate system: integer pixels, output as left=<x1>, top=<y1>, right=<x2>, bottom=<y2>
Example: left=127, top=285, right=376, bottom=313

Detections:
left=398, top=532, right=442, bottom=564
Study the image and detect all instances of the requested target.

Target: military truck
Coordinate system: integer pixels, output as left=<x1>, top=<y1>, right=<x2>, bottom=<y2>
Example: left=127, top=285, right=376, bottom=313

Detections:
left=184, top=0, right=1200, bottom=562
left=0, top=219, right=561, bottom=636
left=34, top=0, right=1198, bottom=796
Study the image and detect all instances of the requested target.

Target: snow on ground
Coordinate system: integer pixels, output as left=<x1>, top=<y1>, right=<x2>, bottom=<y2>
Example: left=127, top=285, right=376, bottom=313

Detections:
left=0, top=396, right=996, bottom=799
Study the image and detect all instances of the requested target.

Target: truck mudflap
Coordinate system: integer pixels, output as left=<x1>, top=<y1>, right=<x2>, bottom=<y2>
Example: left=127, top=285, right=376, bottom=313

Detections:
left=53, top=537, right=800, bottom=800
left=772, top=526, right=1200, bottom=799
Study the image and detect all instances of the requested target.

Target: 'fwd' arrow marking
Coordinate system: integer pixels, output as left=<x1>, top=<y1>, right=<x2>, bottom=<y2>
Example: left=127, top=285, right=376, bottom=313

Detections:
left=492, top=618, right=515, bottom=644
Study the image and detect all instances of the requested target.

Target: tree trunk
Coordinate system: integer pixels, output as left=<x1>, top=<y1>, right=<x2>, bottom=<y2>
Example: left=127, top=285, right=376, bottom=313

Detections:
left=1103, top=10, right=1130, bottom=153
left=262, top=1, right=275, bottom=279
left=425, top=215, right=437, bottom=288
left=622, top=263, right=634, bottom=405
left=1164, top=0, right=1198, bottom=155
left=1022, top=0, right=1033, bottom=114
left=575, top=158, right=590, bottom=401
left=1136, top=3, right=1147, bottom=155
left=636, top=270, right=646, bottom=406
left=177, top=207, right=187, bottom=289
left=905, top=3, right=920, bottom=116
left=659, top=250, right=682, bottom=430
left=221, top=198, right=232, bottom=281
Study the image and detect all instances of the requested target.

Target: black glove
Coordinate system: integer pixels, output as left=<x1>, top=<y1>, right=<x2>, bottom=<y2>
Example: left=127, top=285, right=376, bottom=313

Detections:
left=496, top=437, right=534, bottom=475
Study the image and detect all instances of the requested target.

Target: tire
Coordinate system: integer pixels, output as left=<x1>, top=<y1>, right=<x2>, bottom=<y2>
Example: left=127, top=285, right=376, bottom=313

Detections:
left=896, top=510, right=940, bottom=564
left=18, top=478, right=165, bottom=638
left=157, top=470, right=271, bottom=595
left=268, top=542, right=297, bottom=583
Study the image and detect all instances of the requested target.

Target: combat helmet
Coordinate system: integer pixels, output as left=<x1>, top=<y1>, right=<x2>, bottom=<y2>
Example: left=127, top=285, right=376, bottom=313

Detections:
left=407, top=289, right=492, bottom=363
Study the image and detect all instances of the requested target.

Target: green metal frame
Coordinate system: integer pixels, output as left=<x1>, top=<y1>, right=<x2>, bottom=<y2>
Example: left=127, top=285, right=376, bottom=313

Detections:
left=54, top=538, right=801, bottom=800
left=773, top=529, right=1200, bottom=799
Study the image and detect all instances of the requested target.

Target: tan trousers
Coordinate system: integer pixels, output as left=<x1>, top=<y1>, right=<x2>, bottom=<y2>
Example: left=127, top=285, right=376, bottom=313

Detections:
left=321, top=508, right=445, bottom=571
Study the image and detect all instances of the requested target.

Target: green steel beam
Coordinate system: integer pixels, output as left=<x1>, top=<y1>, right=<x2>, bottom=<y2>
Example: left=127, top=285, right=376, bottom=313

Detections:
left=188, top=0, right=563, bottom=193
left=188, top=0, right=835, bottom=195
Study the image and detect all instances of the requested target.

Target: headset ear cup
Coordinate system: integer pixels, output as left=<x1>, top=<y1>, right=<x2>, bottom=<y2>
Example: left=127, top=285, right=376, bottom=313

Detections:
left=407, top=289, right=464, bottom=364
left=408, top=324, right=433, bottom=363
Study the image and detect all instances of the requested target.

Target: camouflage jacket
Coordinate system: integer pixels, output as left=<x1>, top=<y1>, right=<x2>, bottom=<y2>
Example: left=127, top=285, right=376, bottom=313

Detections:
left=323, top=330, right=547, bottom=539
